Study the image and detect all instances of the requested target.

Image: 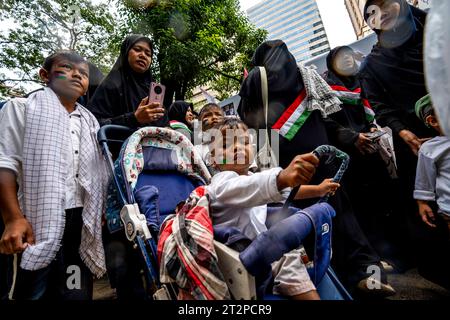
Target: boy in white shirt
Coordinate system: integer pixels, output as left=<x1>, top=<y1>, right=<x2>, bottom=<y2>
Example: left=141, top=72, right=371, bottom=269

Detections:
left=0, top=51, right=108, bottom=300
left=206, top=118, right=340, bottom=300
left=414, top=94, right=450, bottom=234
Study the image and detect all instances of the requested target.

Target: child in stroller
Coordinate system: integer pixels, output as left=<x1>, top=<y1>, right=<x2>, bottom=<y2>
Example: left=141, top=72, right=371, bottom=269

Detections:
left=206, top=118, right=342, bottom=300
left=99, top=123, right=350, bottom=300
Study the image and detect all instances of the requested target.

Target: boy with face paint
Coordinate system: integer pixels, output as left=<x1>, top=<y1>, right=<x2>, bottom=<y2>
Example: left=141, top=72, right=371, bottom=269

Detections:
left=0, top=51, right=108, bottom=300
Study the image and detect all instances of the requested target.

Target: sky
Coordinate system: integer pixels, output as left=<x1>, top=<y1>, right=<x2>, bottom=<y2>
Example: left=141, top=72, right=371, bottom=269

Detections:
left=239, top=0, right=357, bottom=48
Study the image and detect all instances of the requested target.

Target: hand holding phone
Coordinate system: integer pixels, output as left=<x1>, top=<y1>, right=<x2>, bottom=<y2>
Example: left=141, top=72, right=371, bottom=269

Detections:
left=149, top=82, right=166, bottom=106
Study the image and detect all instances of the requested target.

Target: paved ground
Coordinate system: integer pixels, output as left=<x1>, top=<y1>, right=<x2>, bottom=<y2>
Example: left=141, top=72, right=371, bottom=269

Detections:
left=387, top=269, right=449, bottom=300
left=93, top=269, right=450, bottom=301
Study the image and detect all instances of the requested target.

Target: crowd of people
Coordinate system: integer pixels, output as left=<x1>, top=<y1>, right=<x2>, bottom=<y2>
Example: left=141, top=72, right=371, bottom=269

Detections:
left=0, top=0, right=449, bottom=301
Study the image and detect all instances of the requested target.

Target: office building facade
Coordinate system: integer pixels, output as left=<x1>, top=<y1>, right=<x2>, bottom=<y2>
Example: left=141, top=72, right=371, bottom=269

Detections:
left=247, top=0, right=330, bottom=62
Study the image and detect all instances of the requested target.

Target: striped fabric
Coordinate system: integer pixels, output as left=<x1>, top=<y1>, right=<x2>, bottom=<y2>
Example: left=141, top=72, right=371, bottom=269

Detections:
left=158, top=187, right=230, bottom=300
left=271, top=64, right=342, bottom=141
left=169, top=120, right=192, bottom=133
left=21, top=88, right=108, bottom=277
left=272, top=90, right=312, bottom=141
left=330, top=85, right=375, bottom=122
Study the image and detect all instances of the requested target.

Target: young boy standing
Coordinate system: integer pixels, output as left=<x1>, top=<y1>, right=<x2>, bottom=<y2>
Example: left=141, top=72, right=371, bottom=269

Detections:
left=0, top=51, right=108, bottom=300
left=414, top=94, right=450, bottom=234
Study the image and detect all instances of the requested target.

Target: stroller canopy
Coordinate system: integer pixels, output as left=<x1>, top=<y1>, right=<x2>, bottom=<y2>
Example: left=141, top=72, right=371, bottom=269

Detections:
left=121, top=127, right=212, bottom=191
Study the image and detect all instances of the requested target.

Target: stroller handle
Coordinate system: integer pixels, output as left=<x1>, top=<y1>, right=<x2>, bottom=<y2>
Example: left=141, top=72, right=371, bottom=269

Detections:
left=312, top=145, right=350, bottom=186
left=97, top=125, right=134, bottom=144
left=284, top=145, right=350, bottom=209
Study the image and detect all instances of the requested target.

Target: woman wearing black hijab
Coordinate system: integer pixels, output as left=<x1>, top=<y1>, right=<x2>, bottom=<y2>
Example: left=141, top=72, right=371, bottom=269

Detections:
left=359, top=0, right=437, bottom=271
left=238, top=40, right=395, bottom=297
left=325, top=46, right=398, bottom=264
left=168, top=101, right=196, bottom=140
left=89, top=34, right=167, bottom=128
left=91, top=35, right=168, bottom=301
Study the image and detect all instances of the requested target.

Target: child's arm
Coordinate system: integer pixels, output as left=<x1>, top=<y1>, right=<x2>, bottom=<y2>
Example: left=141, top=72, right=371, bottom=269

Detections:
left=0, top=169, right=34, bottom=254
left=417, top=200, right=437, bottom=228
left=210, top=154, right=319, bottom=208
left=0, top=100, right=34, bottom=254
left=295, top=179, right=341, bottom=200
left=414, top=147, right=438, bottom=228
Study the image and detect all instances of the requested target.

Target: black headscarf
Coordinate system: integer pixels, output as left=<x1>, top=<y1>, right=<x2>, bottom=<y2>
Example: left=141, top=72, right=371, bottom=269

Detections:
left=325, top=46, right=359, bottom=91
left=239, top=40, right=334, bottom=168
left=359, top=0, right=429, bottom=135
left=168, top=101, right=194, bottom=127
left=364, top=0, right=418, bottom=49
left=78, top=62, right=104, bottom=107
left=324, top=47, right=371, bottom=135
left=89, top=34, right=168, bottom=128
left=238, top=40, right=304, bottom=130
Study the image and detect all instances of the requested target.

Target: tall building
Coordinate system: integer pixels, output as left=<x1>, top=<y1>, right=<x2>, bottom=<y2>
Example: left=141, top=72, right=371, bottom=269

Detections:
left=247, top=0, right=330, bottom=63
left=345, top=0, right=431, bottom=40
left=345, top=0, right=372, bottom=40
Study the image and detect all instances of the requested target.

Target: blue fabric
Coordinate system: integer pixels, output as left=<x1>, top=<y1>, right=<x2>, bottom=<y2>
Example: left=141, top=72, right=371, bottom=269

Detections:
left=142, top=147, right=178, bottom=172
left=302, top=203, right=335, bottom=285
left=135, top=171, right=201, bottom=224
left=105, top=142, right=128, bottom=234
left=263, top=269, right=350, bottom=301
left=315, top=270, right=346, bottom=300
left=213, top=227, right=252, bottom=251
left=106, top=142, right=202, bottom=234
left=239, top=203, right=335, bottom=284
left=134, top=185, right=160, bottom=235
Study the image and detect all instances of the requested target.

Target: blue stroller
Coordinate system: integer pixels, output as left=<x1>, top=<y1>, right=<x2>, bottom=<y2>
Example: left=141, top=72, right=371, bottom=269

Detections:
left=98, top=125, right=352, bottom=300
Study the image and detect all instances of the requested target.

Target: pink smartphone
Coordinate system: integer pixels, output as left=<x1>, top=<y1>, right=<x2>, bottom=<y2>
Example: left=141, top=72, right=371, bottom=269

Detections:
left=149, top=82, right=166, bottom=105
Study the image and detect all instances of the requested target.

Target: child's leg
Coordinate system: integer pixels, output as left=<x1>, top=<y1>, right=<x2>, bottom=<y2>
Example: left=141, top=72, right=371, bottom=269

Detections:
left=12, top=263, right=52, bottom=300
left=51, top=207, right=93, bottom=300
left=13, top=208, right=93, bottom=300
left=440, top=214, right=450, bottom=241
left=0, top=219, right=14, bottom=300
left=271, top=249, right=319, bottom=300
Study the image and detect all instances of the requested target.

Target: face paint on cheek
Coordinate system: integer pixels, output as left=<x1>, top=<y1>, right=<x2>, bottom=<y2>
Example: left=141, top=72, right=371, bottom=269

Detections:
left=55, top=72, right=67, bottom=80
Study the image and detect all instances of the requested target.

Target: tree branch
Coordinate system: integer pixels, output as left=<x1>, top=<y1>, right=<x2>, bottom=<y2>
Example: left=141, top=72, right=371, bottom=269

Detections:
left=202, top=66, right=241, bottom=82
left=0, top=78, right=42, bottom=84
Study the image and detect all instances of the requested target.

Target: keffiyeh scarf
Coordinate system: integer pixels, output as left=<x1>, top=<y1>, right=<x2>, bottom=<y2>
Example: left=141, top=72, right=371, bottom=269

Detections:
left=21, top=87, right=108, bottom=277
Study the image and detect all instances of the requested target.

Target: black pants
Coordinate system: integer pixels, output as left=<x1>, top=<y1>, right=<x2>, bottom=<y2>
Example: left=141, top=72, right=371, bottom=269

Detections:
left=13, top=208, right=93, bottom=300
left=293, top=160, right=384, bottom=290
left=342, top=151, right=405, bottom=268
left=0, top=218, right=13, bottom=300
left=102, top=228, right=148, bottom=300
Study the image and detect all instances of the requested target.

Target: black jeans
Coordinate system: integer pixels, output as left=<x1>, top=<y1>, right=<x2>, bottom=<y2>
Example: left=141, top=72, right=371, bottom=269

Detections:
left=13, top=208, right=93, bottom=300
left=0, top=218, right=13, bottom=300
left=102, top=228, right=148, bottom=300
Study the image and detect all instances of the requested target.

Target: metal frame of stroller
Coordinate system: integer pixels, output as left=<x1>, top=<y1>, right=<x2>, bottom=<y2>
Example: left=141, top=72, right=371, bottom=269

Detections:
left=98, top=125, right=352, bottom=300
left=98, top=125, right=175, bottom=299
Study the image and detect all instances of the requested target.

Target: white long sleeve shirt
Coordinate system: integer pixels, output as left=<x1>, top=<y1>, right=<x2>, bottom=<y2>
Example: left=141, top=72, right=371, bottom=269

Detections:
left=206, top=167, right=289, bottom=240
left=0, top=98, right=85, bottom=210
left=414, top=136, right=450, bottom=216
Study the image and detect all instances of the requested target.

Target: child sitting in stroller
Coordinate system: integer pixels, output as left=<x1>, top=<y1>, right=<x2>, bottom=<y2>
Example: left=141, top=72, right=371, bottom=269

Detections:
left=206, top=118, right=340, bottom=300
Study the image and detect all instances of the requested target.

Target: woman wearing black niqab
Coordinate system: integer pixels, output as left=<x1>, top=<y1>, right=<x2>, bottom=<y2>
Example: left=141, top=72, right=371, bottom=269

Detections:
left=238, top=40, right=394, bottom=296
left=359, top=0, right=438, bottom=271
left=89, top=34, right=168, bottom=128
left=325, top=46, right=398, bottom=264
